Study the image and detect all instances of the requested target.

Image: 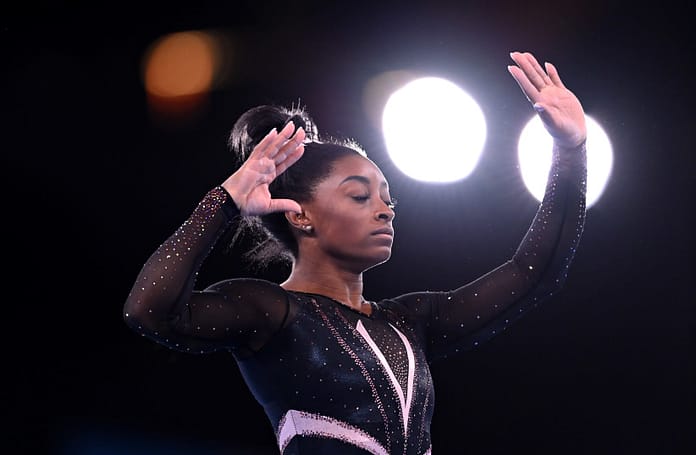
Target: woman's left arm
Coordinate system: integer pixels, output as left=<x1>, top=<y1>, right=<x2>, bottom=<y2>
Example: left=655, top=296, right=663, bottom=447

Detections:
left=389, top=52, right=588, bottom=360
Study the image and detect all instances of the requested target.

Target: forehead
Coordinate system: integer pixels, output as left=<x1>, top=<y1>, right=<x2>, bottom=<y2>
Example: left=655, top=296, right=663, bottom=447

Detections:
left=325, top=154, right=389, bottom=187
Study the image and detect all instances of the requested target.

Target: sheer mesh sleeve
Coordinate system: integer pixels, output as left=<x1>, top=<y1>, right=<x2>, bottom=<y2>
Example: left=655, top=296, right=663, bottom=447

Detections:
left=123, top=187, right=290, bottom=355
left=385, top=143, right=587, bottom=361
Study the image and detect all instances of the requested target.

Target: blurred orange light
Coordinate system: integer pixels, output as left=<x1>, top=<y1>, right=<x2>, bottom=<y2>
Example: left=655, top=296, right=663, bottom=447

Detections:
left=144, top=31, right=217, bottom=98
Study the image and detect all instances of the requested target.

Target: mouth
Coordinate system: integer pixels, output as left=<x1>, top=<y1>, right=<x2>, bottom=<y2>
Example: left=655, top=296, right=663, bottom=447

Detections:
left=371, top=227, right=394, bottom=237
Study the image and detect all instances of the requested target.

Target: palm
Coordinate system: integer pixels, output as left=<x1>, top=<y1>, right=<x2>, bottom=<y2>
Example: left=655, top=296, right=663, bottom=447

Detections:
left=222, top=122, right=306, bottom=216
left=508, top=52, right=586, bottom=148
left=240, top=167, right=275, bottom=215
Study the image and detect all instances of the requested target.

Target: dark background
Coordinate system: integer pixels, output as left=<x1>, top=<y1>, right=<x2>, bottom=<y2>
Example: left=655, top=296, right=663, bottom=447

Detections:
left=4, top=1, right=694, bottom=454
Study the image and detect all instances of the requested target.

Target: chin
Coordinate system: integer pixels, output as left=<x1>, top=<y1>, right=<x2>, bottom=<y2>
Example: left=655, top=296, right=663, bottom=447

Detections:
left=334, top=246, right=392, bottom=272
left=364, top=250, right=392, bottom=270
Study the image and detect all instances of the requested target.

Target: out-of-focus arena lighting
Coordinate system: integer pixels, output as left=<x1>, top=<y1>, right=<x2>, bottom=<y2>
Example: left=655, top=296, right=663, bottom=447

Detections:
left=142, top=30, right=224, bottom=120
left=382, top=77, right=487, bottom=183
left=362, top=70, right=419, bottom=131
left=517, top=115, right=613, bottom=208
left=144, top=31, right=217, bottom=97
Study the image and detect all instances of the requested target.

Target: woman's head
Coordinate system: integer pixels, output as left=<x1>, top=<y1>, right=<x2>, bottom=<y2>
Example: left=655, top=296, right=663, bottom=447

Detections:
left=227, top=104, right=382, bottom=266
left=291, top=152, right=396, bottom=272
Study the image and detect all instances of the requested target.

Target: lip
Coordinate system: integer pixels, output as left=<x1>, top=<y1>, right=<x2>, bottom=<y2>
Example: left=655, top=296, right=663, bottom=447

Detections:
left=371, top=227, right=394, bottom=236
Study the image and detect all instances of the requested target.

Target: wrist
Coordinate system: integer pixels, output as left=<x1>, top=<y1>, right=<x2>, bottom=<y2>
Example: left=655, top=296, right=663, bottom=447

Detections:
left=217, top=182, right=242, bottom=215
left=553, top=137, right=586, bottom=152
left=220, top=178, right=243, bottom=210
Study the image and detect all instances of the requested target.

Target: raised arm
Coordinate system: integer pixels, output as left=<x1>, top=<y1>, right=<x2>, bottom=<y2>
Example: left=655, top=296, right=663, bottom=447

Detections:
left=123, top=122, right=306, bottom=354
left=387, top=52, right=587, bottom=360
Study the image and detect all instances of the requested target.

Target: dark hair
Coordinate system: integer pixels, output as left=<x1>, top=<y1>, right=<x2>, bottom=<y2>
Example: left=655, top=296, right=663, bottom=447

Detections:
left=226, top=104, right=367, bottom=267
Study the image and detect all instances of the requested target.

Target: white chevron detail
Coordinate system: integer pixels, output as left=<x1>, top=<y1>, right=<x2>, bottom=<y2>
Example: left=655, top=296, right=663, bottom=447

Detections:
left=356, top=319, right=416, bottom=436
left=277, top=409, right=389, bottom=455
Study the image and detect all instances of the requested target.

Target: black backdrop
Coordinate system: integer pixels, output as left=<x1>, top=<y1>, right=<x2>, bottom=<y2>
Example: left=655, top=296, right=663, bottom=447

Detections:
left=4, top=1, right=694, bottom=454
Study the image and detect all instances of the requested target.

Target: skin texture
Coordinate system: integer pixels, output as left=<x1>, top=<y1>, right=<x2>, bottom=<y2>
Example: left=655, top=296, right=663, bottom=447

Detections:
left=221, top=50, right=587, bottom=314
left=281, top=154, right=396, bottom=314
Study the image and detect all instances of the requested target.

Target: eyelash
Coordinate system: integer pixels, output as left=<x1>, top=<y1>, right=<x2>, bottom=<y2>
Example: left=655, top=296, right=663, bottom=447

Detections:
left=352, top=195, right=398, bottom=209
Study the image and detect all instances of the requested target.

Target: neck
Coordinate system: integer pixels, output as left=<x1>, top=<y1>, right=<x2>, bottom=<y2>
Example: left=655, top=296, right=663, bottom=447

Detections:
left=281, top=255, right=366, bottom=311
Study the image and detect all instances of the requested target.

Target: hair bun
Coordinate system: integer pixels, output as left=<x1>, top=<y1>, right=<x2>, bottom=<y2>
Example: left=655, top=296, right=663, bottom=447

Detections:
left=228, top=105, right=317, bottom=165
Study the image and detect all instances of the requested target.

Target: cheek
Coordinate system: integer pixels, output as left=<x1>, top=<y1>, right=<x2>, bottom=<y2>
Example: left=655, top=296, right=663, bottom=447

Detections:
left=321, top=208, right=364, bottom=239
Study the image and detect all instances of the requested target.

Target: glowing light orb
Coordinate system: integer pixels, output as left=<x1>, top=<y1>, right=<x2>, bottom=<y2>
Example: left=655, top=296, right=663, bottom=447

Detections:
left=143, top=31, right=218, bottom=98
left=362, top=70, right=418, bottom=131
left=517, top=115, right=613, bottom=208
left=382, top=77, right=486, bottom=183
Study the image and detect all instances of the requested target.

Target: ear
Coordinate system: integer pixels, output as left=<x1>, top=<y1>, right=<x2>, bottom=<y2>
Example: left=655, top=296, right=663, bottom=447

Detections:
left=285, top=210, right=312, bottom=232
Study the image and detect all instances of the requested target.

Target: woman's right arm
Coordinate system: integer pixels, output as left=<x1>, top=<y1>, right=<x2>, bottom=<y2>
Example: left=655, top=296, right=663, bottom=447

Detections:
left=123, top=122, right=306, bottom=353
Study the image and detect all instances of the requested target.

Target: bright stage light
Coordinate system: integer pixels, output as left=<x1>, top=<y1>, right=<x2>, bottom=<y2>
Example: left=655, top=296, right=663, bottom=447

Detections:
left=517, top=115, right=613, bottom=208
left=382, top=77, right=486, bottom=183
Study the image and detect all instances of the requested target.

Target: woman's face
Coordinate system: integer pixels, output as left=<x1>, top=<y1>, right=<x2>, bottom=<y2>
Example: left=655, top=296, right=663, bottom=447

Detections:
left=302, top=154, right=396, bottom=271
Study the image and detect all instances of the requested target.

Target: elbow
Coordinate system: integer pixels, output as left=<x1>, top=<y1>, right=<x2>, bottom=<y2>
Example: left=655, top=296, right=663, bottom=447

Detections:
left=123, top=298, right=143, bottom=332
left=122, top=292, right=155, bottom=333
left=122, top=291, right=179, bottom=338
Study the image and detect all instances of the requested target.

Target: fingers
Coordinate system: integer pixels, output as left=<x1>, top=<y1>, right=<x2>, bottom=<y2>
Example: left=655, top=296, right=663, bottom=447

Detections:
left=509, top=51, right=554, bottom=91
left=275, top=143, right=304, bottom=175
left=268, top=198, right=303, bottom=215
left=263, top=121, right=297, bottom=159
left=524, top=52, right=552, bottom=86
left=249, top=127, right=279, bottom=160
left=273, top=126, right=305, bottom=165
left=507, top=64, right=540, bottom=104
left=544, top=62, right=566, bottom=88
left=275, top=121, right=300, bottom=151
left=248, top=121, right=304, bottom=162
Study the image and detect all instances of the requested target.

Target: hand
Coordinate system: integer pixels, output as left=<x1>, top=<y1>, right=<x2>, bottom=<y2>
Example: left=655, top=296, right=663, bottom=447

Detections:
left=508, top=51, right=587, bottom=148
left=222, top=121, right=305, bottom=216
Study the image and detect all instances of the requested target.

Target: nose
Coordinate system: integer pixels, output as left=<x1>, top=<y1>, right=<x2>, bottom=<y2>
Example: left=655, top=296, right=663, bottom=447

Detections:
left=375, top=204, right=395, bottom=222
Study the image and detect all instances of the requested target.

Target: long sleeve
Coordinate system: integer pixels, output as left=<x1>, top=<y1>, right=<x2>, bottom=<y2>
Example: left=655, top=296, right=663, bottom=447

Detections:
left=123, top=187, right=290, bottom=355
left=385, top=142, right=587, bottom=361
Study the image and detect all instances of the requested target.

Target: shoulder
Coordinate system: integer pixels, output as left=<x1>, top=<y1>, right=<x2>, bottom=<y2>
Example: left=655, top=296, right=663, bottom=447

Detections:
left=377, top=291, right=445, bottom=320
left=380, top=291, right=444, bottom=309
left=202, top=278, right=294, bottom=325
left=204, top=277, right=288, bottom=302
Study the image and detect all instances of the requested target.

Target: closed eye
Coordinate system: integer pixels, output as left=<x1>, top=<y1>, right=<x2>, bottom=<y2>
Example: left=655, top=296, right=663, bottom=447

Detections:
left=351, top=195, right=397, bottom=209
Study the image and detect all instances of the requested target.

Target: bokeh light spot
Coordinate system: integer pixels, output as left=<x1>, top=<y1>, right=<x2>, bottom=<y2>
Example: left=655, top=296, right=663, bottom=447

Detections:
left=144, top=31, right=217, bottom=98
left=362, top=70, right=419, bottom=131
left=382, top=77, right=486, bottom=183
left=517, top=115, right=613, bottom=208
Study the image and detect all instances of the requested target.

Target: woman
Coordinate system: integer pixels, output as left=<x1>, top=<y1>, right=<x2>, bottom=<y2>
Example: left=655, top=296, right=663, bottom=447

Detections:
left=124, top=51, right=587, bottom=454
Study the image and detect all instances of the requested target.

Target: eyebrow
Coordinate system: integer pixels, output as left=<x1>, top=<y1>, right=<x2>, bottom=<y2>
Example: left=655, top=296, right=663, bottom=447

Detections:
left=339, top=175, right=388, bottom=188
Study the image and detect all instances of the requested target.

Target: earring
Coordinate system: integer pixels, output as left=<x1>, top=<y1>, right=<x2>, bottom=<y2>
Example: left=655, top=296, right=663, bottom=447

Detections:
left=303, top=225, right=313, bottom=232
